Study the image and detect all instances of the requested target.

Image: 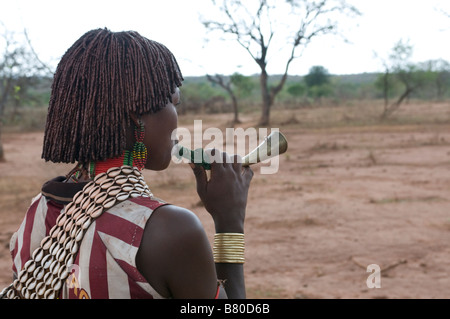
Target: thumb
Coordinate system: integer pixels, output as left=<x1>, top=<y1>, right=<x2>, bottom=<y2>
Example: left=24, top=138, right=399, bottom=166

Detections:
left=190, top=163, right=208, bottom=196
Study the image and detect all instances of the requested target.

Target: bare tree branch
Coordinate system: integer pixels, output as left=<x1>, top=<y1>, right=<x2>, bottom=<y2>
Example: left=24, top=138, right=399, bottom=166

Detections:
left=0, top=24, right=51, bottom=160
left=202, top=0, right=360, bottom=125
left=206, top=74, right=241, bottom=123
left=23, top=28, right=54, bottom=75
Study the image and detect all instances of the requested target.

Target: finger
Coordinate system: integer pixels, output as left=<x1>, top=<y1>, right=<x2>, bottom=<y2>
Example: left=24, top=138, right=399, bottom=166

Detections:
left=209, top=148, right=225, bottom=167
left=191, top=163, right=208, bottom=195
left=204, top=149, right=224, bottom=180
left=204, top=148, right=222, bottom=166
left=242, top=166, right=254, bottom=185
left=231, top=155, right=243, bottom=172
left=221, top=151, right=232, bottom=168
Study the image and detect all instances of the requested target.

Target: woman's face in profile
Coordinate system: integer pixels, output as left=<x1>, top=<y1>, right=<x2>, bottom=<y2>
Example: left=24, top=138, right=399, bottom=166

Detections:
left=140, top=88, right=181, bottom=171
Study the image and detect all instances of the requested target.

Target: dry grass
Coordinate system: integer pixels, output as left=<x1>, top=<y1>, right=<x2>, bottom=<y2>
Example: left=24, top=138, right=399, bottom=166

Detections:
left=269, top=99, right=450, bottom=130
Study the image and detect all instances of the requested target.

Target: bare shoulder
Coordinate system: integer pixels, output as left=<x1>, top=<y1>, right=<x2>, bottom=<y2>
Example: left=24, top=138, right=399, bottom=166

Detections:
left=136, top=204, right=216, bottom=298
left=139, top=204, right=208, bottom=257
left=148, top=204, right=205, bottom=239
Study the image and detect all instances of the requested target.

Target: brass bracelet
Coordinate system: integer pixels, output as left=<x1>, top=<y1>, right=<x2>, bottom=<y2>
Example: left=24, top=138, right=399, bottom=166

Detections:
left=213, top=233, right=245, bottom=264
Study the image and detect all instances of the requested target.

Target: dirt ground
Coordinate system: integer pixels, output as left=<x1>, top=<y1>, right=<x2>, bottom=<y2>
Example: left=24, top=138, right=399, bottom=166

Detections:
left=0, top=105, right=449, bottom=299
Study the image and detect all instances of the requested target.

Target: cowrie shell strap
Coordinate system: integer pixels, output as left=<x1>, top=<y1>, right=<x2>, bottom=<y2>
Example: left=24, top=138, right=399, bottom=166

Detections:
left=0, top=166, right=152, bottom=299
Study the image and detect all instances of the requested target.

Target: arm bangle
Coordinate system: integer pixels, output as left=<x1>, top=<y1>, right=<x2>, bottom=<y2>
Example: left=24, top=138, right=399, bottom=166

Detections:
left=213, top=233, right=245, bottom=264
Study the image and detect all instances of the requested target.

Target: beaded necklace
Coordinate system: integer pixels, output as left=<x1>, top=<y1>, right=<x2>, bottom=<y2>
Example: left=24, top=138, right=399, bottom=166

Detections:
left=90, top=150, right=134, bottom=178
left=70, top=150, right=135, bottom=182
left=69, top=120, right=147, bottom=182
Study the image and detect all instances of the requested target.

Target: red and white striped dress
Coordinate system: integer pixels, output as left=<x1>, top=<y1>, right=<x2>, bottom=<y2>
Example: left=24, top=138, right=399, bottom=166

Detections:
left=10, top=192, right=167, bottom=299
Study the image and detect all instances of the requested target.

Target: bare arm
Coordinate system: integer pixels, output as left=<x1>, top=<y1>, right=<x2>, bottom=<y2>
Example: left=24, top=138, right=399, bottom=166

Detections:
left=136, top=151, right=252, bottom=299
left=191, top=150, right=253, bottom=299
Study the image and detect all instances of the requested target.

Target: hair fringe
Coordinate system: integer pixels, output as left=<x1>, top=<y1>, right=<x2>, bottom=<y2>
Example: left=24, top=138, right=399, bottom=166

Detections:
left=42, top=28, right=183, bottom=163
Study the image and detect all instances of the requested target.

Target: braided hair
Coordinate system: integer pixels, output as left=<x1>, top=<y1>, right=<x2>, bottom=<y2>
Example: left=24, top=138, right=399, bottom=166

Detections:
left=42, top=28, right=183, bottom=164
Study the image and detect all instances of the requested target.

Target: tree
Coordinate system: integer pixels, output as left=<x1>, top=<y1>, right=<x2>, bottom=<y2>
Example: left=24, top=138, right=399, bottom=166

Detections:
left=207, top=72, right=254, bottom=124
left=178, top=80, right=221, bottom=114
left=230, top=72, right=254, bottom=99
left=378, top=39, right=428, bottom=120
left=375, top=60, right=391, bottom=111
left=304, top=65, right=332, bottom=101
left=433, top=60, right=450, bottom=100
left=304, top=65, right=330, bottom=88
left=420, top=59, right=450, bottom=100
left=287, top=82, right=306, bottom=99
left=0, top=24, right=49, bottom=161
left=202, top=0, right=359, bottom=125
left=207, top=74, right=240, bottom=124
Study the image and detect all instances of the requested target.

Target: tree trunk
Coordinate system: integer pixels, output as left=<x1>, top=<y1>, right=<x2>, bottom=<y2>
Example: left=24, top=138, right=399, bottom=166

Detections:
left=230, top=94, right=240, bottom=125
left=0, top=126, right=4, bottom=162
left=206, top=74, right=241, bottom=125
left=380, top=87, right=413, bottom=120
left=436, top=79, right=446, bottom=101
left=0, top=87, right=8, bottom=162
left=382, top=71, right=389, bottom=113
left=259, top=69, right=271, bottom=126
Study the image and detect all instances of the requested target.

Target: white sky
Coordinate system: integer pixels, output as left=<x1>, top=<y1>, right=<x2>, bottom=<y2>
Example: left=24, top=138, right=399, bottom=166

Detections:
left=1, top=0, right=450, bottom=76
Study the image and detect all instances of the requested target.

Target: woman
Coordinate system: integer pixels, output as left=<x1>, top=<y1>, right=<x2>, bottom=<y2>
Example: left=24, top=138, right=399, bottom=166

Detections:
left=1, top=28, right=253, bottom=299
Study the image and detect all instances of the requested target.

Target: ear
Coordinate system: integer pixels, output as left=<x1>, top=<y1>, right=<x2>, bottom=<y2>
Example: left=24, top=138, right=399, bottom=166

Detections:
left=129, top=112, right=141, bottom=127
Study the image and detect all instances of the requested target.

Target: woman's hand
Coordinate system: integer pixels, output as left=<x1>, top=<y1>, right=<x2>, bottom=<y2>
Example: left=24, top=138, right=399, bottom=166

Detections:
left=191, top=149, right=254, bottom=233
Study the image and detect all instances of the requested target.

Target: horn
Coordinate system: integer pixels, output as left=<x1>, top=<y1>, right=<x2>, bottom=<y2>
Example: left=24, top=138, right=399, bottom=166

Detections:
left=173, top=131, right=288, bottom=170
left=241, top=131, right=288, bottom=167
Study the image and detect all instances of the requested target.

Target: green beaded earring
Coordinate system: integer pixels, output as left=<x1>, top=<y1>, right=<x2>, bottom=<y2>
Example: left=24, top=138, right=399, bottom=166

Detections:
left=132, top=119, right=147, bottom=170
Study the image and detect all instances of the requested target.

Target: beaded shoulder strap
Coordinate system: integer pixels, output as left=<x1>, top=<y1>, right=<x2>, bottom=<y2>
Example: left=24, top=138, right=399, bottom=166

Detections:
left=0, top=165, right=152, bottom=299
